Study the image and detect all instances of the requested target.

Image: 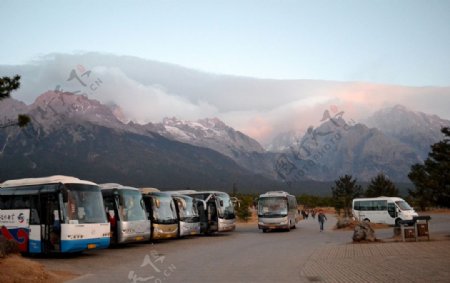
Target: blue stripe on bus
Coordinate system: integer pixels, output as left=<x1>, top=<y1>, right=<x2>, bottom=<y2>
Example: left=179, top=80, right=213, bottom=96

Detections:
left=29, top=239, right=42, bottom=253
left=61, top=237, right=110, bottom=253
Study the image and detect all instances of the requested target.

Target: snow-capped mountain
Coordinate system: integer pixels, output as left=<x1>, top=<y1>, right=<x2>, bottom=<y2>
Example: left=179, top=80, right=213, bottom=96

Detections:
left=365, top=104, right=450, bottom=159
left=148, top=117, right=275, bottom=177
left=2, top=91, right=448, bottom=185
left=0, top=91, right=279, bottom=190
left=266, top=130, right=304, bottom=152
left=275, top=116, right=422, bottom=182
left=156, top=117, right=264, bottom=153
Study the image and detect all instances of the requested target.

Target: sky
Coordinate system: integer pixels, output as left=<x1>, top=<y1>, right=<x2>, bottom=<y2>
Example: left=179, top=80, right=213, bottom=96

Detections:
left=1, top=0, right=450, bottom=87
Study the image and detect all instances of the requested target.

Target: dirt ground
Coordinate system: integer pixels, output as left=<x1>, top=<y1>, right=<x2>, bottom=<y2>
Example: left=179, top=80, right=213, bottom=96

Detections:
left=0, top=254, right=77, bottom=283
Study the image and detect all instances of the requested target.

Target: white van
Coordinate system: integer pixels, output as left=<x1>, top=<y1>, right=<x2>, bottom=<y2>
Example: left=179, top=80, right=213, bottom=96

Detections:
left=352, top=196, right=418, bottom=226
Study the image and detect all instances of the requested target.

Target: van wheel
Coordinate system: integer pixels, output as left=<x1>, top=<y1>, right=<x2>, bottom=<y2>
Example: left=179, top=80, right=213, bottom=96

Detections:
left=395, top=218, right=402, bottom=227
left=262, top=229, right=268, bottom=233
left=363, top=218, right=370, bottom=223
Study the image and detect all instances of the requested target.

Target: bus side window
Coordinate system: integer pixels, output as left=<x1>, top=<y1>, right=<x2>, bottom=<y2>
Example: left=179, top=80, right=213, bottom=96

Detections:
left=12, top=196, right=28, bottom=209
left=0, top=195, right=13, bottom=209
left=30, top=195, right=40, bottom=224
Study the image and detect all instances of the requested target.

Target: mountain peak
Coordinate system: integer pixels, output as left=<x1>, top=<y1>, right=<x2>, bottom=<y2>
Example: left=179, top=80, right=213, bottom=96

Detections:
left=29, top=91, right=125, bottom=130
left=366, top=104, right=450, bottom=159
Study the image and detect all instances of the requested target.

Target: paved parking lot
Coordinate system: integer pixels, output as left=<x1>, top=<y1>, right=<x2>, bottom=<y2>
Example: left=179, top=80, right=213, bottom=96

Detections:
left=302, top=236, right=450, bottom=282
left=33, top=213, right=450, bottom=283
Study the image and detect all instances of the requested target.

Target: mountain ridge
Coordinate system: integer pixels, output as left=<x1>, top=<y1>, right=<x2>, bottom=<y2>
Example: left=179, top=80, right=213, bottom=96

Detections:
left=1, top=91, right=449, bottom=187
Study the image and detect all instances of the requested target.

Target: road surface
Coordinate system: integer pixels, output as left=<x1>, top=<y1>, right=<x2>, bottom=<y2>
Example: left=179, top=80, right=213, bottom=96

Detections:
left=33, top=213, right=449, bottom=283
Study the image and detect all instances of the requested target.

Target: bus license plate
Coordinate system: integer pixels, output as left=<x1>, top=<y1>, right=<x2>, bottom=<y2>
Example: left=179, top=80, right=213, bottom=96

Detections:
left=135, top=236, right=144, bottom=241
left=87, top=244, right=97, bottom=249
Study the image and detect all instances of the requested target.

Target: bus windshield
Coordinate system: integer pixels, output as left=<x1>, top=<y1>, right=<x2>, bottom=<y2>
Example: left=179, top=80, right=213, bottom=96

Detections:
left=66, top=184, right=107, bottom=224
left=396, top=200, right=413, bottom=211
left=216, top=194, right=235, bottom=220
left=120, top=189, right=147, bottom=221
left=152, top=196, right=177, bottom=224
left=177, top=197, right=199, bottom=220
left=258, top=197, right=288, bottom=217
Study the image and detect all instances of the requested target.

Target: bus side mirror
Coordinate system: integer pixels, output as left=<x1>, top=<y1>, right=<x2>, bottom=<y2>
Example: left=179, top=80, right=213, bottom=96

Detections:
left=201, top=200, right=207, bottom=210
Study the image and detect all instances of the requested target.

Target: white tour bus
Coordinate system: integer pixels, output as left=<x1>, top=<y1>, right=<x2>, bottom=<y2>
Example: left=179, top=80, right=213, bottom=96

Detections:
left=140, top=188, right=179, bottom=240
left=99, top=183, right=151, bottom=244
left=352, top=196, right=418, bottom=226
left=169, top=193, right=201, bottom=237
left=184, top=191, right=236, bottom=233
left=257, top=191, right=299, bottom=232
left=0, top=175, right=110, bottom=254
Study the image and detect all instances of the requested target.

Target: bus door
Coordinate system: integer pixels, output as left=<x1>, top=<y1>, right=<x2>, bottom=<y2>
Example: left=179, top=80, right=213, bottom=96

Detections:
left=40, top=193, right=61, bottom=253
left=142, top=196, right=154, bottom=235
left=195, top=200, right=208, bottom=234
left=387, top=202, right=397, bottom=218
left=28, top=194, right=42, bottom=253
left=206, top=200, right=218, bottom=234
left=102, top=194, right=119, bottom=244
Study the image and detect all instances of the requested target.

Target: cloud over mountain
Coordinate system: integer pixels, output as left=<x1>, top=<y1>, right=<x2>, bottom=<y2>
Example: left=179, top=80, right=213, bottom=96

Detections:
left=2, top=52, right=449, bottom=145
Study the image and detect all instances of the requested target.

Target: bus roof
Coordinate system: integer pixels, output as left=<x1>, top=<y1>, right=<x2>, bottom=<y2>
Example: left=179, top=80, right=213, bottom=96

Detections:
left=170, top=194, right=194, bottom=200
left=259, top=191, right=294, bottom=198
left=164, top=190, right=198, bottom=195
left=0, top=175, right=97, bottom=188
left=99, top=183, right=140, bottom=191
left=352, top=196, right=405, bottom=202
left=187, top=191, right=229, bottom=195
left=140, top=187, right=161, bottom=194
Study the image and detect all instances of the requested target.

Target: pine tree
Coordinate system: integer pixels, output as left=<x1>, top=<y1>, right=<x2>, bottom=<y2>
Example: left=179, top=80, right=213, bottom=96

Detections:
left=0, top=75, right=30, bottom=128
left=0, top=75, right=21, bottom=99
left=331, top=174, right=362, bottom=217
left=365, top=173, right=399, bottom=197
left=409, top=127, right=450, bottom=208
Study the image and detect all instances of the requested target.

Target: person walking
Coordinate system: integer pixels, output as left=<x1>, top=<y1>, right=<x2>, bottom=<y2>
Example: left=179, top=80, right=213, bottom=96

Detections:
left=318, top=210, right=327, bottom=232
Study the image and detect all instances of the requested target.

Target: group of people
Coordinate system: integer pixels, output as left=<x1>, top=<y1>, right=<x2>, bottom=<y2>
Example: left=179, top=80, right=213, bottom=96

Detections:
left=299, top=208, right=327, bottom=232
left=300, top=208, right=316, bottom=219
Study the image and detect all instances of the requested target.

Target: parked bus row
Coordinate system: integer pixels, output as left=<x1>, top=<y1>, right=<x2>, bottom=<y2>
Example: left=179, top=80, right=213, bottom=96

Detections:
left=0, top=175, right=236, bottom=254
